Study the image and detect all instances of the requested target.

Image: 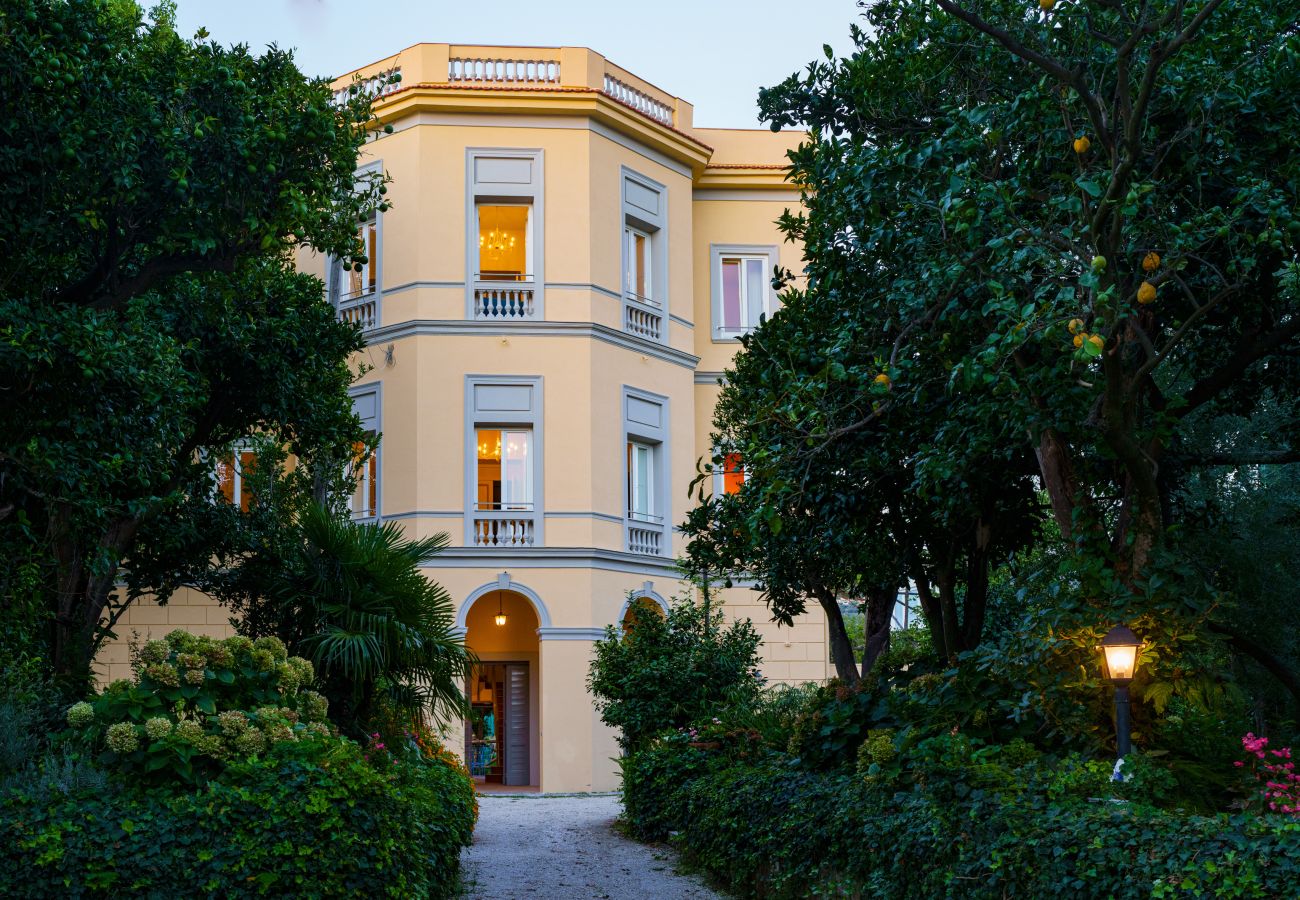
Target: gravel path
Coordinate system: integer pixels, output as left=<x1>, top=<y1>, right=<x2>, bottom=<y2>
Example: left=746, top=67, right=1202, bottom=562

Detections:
left=460, top=793, right=722, bottom=899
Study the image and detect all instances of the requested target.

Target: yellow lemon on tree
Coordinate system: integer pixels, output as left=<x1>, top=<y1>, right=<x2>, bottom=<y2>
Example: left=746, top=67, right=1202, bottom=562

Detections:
left=1068, top=318, right=1084, bottom=334
left=1073, top=333, right=1085, bottom=348
left=874, top=373, right=891, bottom=387
left=1137, top=281, right=1157, bottom=304
left=1073, top=135, right=1091, bottom=154
left=1142, top=251, right=1161, bottom=272
left=1088, top=334, right=1105, bottom=351
left=1039, top=0, right=1055, bottom=9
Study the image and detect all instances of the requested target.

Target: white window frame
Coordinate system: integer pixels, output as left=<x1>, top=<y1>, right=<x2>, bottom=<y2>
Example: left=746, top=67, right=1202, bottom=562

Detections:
left=622, top=386, right=670, bottom=555
left=710, top=244, right=780, bottom=341
left=347, top=384, right=381, bottom=522
left=463, top=375, right=545, bottom=547
left=465, top=148, right=545, bottom=319
left=476, top=427, right=535, bottom=512
left=623, top=225, right=653, bottom=304
left=627, top=440, right=659, bottom=524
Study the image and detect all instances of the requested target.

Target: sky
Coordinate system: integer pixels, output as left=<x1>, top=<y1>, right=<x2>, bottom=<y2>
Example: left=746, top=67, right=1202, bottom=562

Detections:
left=172, top=0, right=863, bottom=129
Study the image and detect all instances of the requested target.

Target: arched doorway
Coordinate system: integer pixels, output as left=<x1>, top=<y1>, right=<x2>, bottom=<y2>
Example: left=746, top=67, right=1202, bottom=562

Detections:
left=463, top=588, right=540, bottom=787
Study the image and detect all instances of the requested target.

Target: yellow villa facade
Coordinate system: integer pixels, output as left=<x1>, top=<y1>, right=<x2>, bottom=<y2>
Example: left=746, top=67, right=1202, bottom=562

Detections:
left=99, top=43, right=830, bottom=793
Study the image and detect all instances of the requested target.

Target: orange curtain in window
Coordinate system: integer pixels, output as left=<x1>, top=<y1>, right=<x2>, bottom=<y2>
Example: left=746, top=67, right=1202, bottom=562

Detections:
left=237, top=450, right=257, bottom=512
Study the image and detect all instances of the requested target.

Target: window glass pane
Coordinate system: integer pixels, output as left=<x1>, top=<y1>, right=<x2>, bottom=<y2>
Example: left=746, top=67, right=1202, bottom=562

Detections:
left=238, top=451, right=257, bottom=512
left=628, top=442, right=653, bottom=518
left=723, top=452, right=745, bottom=495
left=476, top=429, right=501, bottom=509
left=501, top=430, right=532, bottom=509
left=634, top=232, right=648, bottom=300
left=478, top=205, right=529, bottom=281
left=721, top=259, right=742, bottom=331
left=745, top=258, right=765, bottom=323
left=366, top=221, right=377, bottom=293
left=349, top=438, right=376, bottom=518
left=216, top=454, right=236, bottom=505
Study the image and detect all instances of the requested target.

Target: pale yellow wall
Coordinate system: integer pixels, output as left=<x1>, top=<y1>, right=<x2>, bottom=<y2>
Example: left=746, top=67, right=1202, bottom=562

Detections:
left=95, top=587, right=236, bottom=685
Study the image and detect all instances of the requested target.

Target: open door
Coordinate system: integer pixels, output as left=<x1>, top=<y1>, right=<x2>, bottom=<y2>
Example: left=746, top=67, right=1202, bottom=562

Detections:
left=505, top=663, right=530, bottom=786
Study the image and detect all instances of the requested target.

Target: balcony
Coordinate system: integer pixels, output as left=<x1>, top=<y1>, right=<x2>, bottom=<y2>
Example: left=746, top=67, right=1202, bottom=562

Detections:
left=623, top=291, right=664, bottom=342
left=338, top=289, right=378, bottom=331
left=473, top=274, right=536, bottom=320
left=627, top=524, right=663, bottom=556
left=472, top=510, right=537, bottom=547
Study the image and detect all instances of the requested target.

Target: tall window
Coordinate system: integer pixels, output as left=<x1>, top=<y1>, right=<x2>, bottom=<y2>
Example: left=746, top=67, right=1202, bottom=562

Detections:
left=718, top=255, right=767, bottom=337
left=477, top=429, right=534, bottom=511
left=624, top=226, right=652, bottom=303
left=722, top=452, right=745, bottom=495
left=627, top=441, right=658, bottom=523
left=216, top=449, right=258, bottom=513
left=346, top=215, right=377, bottom=299
left=477, top=205, right=531, bottom=282
left=348, top=440, right=378, bottom=520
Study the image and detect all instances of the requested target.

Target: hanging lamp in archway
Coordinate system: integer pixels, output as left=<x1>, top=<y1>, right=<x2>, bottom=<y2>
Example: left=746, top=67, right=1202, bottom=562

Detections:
left=494, top=590, right=508, bottom=627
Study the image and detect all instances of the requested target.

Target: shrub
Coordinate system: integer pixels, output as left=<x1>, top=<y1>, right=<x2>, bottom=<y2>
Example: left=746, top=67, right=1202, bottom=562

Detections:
left=622, top=741, right=1300, bottom=898
left=65, top=631, right=332, bottom=785
left=588, top=596, right=763, bottom=751
left=0, top=739, right=475, bottom=898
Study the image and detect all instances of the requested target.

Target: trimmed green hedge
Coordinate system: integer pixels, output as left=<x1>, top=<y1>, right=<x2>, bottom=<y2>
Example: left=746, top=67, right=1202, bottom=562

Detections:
left=0, top=745, right=476, bottom=898
left=623, top=743, right=1300, bottom=898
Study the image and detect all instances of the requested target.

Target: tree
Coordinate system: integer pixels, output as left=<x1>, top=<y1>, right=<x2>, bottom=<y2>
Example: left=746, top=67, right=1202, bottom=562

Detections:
left=588, top=597, right=762, bottom=752
left=747, top=0, right=1299, bottom=685
left=217, top=503, right=475, bottom=735
left=0, top=0, right=392, bottom=687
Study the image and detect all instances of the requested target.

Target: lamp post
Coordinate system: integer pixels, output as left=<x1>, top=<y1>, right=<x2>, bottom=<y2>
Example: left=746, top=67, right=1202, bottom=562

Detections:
left=1099, top=624, right=1142, bottom=759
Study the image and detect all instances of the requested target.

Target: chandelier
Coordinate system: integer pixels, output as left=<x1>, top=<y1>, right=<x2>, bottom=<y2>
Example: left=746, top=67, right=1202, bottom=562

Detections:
left=479, top=229, right=516, bottom=254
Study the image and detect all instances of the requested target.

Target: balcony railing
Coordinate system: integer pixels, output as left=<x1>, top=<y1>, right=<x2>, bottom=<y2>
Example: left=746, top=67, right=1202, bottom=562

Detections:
left=627, top=524, right=663, bottom=556
left=472, top=511, right=536, bottom=547
left=332, top=66, right=402, bottom=106
left=338, top=290, right=378, bottom=331
left=473, top=274, right=536, bottom=320
left=449, top=56, right=561, bottom=85
left=603, top=74, right=673, bottom=126
left=623, top=291, right=663, bottom=342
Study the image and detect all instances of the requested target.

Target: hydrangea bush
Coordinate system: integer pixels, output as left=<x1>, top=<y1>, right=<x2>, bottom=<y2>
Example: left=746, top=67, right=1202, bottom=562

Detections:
left=66, top=631, right=335, bottom=784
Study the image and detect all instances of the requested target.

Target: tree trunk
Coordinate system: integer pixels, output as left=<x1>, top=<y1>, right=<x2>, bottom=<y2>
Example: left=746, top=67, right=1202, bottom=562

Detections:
left=1034, top=427, right=1081, bottom=539
left=861, top=585, right=897, bottom=677
left=814, top=587, right=860, bottom=685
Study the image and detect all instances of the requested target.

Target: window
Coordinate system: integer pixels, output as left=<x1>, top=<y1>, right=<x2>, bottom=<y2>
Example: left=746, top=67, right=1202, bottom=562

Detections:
left=621, top=169, right=667, bottom=341
left=624, top=226, right=652, bottom=303
left=216, top=448, right=258, bottom=513
left=622, top=387, right=669, bottom=555
left=465, top=376, right=544, bottom=547
left=711, top=244, right=778, bottom=340
left=477, top=204, right=531, bottom=282
left=627, top=441, right=658, bottom=523
left=466, top=149, right=544, bottom=319
left=348, top=385, right=380, bottom=520
left=476, top=428, right=534, bottom=511
left=348, top=441, right=378, bottom=519
left=722, top=452, right=745, bottom=495
left=345, top=215, right=378, bottom=299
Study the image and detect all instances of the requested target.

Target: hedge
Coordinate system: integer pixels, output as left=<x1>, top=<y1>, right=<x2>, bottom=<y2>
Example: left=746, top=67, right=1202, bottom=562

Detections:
left=623, top=743, right=1300, bottom=898
left=0, top=746, right=476, bottom=898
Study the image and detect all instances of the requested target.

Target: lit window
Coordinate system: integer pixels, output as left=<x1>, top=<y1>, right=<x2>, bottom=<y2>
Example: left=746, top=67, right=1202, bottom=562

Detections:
left=624, top=226, right=652, bottom=303
left=627, top=441, right=657, bottom=523
left=722, top=453, right=745, bottom=495
left=477, top=429, right=533, bottom=510
left=477, top=205, right=531, bottom=282
left=348, top=439, right=378, bottom=520
left=345, top=216, right=377, bottom=299
left=216, top=449, right=258, bottom=512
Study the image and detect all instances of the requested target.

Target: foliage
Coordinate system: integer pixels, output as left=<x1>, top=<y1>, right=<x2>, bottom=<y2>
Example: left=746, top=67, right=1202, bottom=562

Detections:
left=0, top=0, right=391, bottom=689
left=0, top=740, right=475, bottom=898
left=588, top=596, right=763, bottom=752
left=1239, top=733, right=1300, bottom=815
left=622, top=739, right=1300, bottom=899
left=702, top=0, right=1300, bottom=704
left=217, top=503, right=474, bottom=737
left=65, top=630, right=333, bottom=786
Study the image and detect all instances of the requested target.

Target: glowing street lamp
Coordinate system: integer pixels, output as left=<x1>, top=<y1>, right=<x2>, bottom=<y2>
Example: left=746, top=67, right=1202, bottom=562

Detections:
left=1099, top=624, right=1143, bottom=759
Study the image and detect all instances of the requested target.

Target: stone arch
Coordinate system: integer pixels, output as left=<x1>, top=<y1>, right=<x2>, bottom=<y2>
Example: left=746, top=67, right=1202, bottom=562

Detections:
left=456, top=572, right=552, bottom=630
left=618, top=581, right=669, bottom=630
